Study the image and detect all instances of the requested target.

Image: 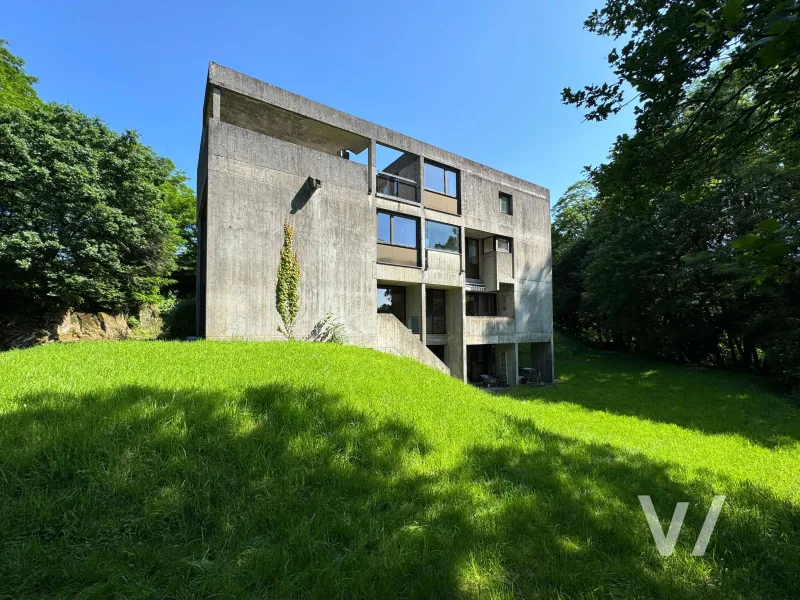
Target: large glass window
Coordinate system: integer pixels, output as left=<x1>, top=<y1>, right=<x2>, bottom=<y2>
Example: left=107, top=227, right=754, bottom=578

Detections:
left=378, top=211, right=418, bottom=248
left=425, top=220, right=460, bottom=253
left=424, top=162, right=459, bottom=197
left=393, top=216, right=417, bottom=247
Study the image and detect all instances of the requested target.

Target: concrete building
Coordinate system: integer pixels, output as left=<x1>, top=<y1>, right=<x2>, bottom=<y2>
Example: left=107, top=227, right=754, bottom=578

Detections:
left=196, top=63, right=553, bottom=385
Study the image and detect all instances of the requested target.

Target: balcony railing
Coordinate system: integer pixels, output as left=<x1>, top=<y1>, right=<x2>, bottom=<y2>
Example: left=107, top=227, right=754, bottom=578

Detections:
left=377, top=172, right=418, bottom=203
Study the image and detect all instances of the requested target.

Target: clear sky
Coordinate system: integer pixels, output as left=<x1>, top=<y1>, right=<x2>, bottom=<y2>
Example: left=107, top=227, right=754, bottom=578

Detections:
left=1, top=0, right=634, bottom=202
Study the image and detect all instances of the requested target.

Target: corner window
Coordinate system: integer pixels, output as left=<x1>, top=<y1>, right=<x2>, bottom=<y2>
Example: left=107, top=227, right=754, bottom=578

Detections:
left=425, top=220, right=461, bottom=253
left=499, top=192, right=513, bottom=215
left=424, top=162, right=459, bottom=198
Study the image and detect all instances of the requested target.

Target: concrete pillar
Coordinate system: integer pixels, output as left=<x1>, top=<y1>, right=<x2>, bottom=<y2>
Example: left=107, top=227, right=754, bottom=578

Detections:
left=420, top=283, right=427, bottom=345
left=368, top=139, right=377, bottom=195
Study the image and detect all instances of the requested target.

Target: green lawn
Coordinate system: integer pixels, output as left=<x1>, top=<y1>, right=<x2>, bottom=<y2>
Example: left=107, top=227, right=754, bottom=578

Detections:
left=0, top=338, right=798, bottom=599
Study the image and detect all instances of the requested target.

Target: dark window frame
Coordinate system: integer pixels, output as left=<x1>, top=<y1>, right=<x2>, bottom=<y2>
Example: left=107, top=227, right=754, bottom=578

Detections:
left=377, top=210, right=419, bottom=249
left=424, top=160, right=460, bottom=199
left=466, top=292, right=498, bottom=317
left=495, top=236, right=512, bottom=253
left=426, top=288, right=447, bottom=334
left=425, top=219, right=461, bottom=254
left=499, top=192, right=513, bottom=215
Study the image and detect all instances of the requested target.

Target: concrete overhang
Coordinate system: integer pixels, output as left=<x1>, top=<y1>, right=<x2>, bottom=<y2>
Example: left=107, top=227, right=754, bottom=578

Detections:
left=219, top=88, right=369, bottom=156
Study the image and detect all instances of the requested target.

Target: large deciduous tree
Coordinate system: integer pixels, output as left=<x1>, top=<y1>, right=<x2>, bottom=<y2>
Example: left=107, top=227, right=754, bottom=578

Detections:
left=0, top=104, right=186, bottom=314
left=557, top=1, right=800, bottom=389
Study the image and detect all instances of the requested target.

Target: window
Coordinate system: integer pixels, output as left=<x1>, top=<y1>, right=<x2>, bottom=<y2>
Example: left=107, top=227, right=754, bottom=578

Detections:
left=466, top=292, right=497, bottom=316
left=426, top=289, right=446, bottom=334
left=424, top=162, right=459, bottom=198
left=377, top=211, right=418, bottom=247
left=496, top=236, right=511, bottom=253
left=499, top=192, right=513, bottom=215
left=425, top=220, right=460, bottom=253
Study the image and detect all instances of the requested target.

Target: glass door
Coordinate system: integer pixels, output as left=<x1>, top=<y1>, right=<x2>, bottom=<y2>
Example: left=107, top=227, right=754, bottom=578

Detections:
left=466, top=238, right=480, bottom=279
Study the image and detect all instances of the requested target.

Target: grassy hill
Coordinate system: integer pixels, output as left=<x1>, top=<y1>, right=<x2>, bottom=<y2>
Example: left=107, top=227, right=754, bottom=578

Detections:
left=1, top=338, right=798, bottom=599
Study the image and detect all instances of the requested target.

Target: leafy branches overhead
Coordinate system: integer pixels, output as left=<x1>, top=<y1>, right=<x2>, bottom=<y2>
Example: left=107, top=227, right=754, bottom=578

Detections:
left=562, top=0, right=800, bottom=172
left=0, top=39, right=41, bottom=111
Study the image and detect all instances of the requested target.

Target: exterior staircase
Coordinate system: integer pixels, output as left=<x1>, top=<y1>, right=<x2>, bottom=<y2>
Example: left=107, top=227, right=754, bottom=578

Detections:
left=375, top=313, right=450, bottom=375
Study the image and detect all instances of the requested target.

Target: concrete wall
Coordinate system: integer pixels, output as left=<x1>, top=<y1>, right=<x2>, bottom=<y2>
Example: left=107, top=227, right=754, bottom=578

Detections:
left=199, top=64, right=553, bottom=383
left=205, top=120, right=375, bottom=345
left=375, top=313, right=449, bottom=374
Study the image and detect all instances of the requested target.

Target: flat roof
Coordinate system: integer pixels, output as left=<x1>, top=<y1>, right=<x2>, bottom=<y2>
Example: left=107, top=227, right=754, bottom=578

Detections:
left=206, top=62, right=549, bottom=201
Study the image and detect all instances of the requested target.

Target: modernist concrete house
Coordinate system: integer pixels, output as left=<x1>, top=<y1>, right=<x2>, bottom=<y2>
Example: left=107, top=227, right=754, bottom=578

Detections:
left=196, top=63, right=554, bottom=385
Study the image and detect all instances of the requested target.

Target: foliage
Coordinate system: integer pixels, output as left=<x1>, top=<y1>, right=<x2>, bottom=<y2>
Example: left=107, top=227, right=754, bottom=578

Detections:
left=0, top=40, right=41, bottom=112
left=306, top=312, right=347, bottom=344
left=276, top=220, right=301, bottom=340
left=0, top=104, right=190, bottom=315
left=558, top=1, right=800, bottom=389
left=159, top=169, right=197, bottom=296
left=160, top=295, right=196, bottom=340
left=0, top=341, right=798, bottom=597
left=562, top=0, right=800, bottom=176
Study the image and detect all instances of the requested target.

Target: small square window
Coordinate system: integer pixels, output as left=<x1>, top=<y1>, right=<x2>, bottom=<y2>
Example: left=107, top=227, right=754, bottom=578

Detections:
left=496, top=237, right=511, bottom=253
left=499, top=192, right=513, bottom=215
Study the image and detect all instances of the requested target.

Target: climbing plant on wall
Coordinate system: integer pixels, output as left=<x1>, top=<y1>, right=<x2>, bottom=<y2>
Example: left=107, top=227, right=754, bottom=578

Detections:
left=276, top=220, right=301, bottom=340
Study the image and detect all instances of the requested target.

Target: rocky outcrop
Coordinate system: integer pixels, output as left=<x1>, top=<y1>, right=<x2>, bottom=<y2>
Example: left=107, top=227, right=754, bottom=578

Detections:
left=0, top=306, right=162, bottom=350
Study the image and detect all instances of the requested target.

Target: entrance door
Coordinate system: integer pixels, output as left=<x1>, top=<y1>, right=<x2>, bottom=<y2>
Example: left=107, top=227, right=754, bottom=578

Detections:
left=466, top=238, right=480, bottom=279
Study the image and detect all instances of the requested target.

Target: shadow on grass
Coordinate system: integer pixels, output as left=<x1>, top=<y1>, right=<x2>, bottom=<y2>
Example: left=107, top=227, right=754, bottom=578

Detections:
left=519, top=351, right=800, bottom=450
left=1, top=384, right=798, bottom=598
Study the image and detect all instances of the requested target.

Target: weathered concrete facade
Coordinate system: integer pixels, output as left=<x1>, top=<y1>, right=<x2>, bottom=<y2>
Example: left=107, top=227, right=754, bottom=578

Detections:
left=197, top=63, right=554, bottom=384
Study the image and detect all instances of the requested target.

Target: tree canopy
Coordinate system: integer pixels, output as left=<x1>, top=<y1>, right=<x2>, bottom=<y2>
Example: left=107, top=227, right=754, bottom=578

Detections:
left=556, top=0, right=800, bottom=390
left=0, top=103, right=194, bottom=314
left=0, top=39, right=41, bottom=112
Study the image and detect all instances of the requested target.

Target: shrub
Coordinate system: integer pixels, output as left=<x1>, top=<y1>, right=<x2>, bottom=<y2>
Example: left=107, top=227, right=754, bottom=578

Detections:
left=161, top=297, right=195, bottom=340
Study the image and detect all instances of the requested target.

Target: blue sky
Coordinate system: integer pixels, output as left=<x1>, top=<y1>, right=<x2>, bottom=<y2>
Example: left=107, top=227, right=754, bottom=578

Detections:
left=1, top=0, right=634, bottom=202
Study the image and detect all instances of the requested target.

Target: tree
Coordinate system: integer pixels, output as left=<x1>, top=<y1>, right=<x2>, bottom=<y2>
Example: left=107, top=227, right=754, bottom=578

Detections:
left=0, top=104, right=184, bottom=314
left=0, top=40, right=41, bottom=111
left=276, top=221, right=300, bottom=339
left=562, top=0, right=800, bottom=172
left=160, top=168, right=197, bottom=296
left=551, top=181, right=598, bottom=336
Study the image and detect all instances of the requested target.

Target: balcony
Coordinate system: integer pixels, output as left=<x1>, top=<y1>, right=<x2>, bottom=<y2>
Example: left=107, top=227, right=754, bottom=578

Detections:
left=465, top=315, right=516, bottom=343
left=377, top=172, right=418, bottom=204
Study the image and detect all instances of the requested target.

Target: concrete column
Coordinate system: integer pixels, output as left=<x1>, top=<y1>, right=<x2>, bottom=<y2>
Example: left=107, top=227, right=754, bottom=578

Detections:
left=368, top=139, right=376, bottom=196
left=418, top=155, right=426, bottom=271
left=420, top=283, right=427, bottom=345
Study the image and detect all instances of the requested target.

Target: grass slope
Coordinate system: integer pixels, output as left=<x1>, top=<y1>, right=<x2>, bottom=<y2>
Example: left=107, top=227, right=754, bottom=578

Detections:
left=0, top=339, right=798, bottom=599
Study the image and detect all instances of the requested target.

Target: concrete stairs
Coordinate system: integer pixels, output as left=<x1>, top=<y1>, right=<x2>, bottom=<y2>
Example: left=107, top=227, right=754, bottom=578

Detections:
left=375, top=313, right=450, bottom=375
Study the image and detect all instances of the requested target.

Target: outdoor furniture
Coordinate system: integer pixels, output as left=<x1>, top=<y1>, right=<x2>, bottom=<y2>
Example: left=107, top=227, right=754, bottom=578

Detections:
left=479, top=374, right=500, bottom=388
left=520, top=368, right=542, bottom=385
